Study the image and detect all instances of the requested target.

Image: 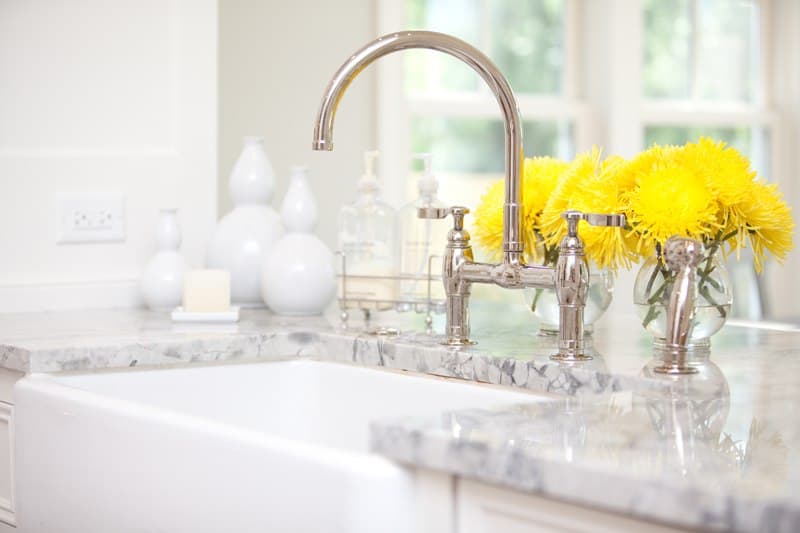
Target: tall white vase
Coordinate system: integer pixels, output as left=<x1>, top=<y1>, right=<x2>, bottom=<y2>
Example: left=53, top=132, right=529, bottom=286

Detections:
left=141, top=209, right=187, bottom=311
left=207, top=137, right=284, bottom=307
left=262, top=167, right=336, bottom=315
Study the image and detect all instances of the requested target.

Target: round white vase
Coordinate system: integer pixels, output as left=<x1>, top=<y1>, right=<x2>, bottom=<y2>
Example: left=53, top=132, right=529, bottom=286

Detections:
left=207, top=137, right=284, bottom=307
left=141, top=209, right=186, bottom=311
left=261, top=167, right=336, bottom=315
left=207, top=205, right=283, bottom=305
left=262, top=233, right=336, bottom=315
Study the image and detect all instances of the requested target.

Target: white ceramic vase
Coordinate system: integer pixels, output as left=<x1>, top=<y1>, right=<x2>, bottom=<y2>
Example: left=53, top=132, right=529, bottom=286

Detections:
left=207, top=137, right=284, bottom=307
left=141, top=209, right=187, bottom=311
left=261, top=167, right=336, bottom=315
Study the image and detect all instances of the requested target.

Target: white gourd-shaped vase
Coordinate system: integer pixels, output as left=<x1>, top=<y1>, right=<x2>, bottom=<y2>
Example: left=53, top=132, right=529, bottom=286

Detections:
left=207, top=136, right=284, bottom=307
left=261, top=166, right=336, bottom=315
left=141, top=209, right=187, bottom=311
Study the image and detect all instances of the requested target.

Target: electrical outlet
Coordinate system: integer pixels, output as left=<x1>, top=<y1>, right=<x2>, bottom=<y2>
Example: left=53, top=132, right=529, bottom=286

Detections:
left=57, top=192, right=126, bottom=243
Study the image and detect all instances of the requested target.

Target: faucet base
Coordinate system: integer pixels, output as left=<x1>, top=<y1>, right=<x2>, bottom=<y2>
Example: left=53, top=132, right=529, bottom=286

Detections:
left=653, top=341, right=707, bottom=374
left=441, top=339, right=477, bottom=347
left=653, top=364, right=699, bottom=375
left=549, top=353, right=593, bottom=363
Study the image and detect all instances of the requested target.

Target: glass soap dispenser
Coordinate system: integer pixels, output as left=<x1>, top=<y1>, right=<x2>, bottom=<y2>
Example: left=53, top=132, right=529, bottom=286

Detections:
left=337, top=150, right=398, bottom=308
left=397, top=153, right=447, bottom=308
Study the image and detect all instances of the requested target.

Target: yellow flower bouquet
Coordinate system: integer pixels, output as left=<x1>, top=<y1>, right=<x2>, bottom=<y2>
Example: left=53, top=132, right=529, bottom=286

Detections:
left=621, top=138, right=793, bottom=267
left=623, top=138, right=793, bottom=341
left=474, top=149, right=635, bottom=270
left=472, top=138, right=794, bottom=339
left=473, top=149, right=635, bottom=329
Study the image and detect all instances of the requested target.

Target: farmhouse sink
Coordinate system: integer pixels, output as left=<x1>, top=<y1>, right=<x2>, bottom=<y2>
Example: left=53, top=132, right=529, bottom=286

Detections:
left=14, top=359, right=547, bottom=533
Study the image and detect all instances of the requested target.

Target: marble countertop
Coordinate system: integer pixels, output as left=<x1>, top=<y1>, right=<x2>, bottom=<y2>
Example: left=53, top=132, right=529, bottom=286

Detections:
left=1, top=304, right=799, bottom=531
left=372, top=362, right=800, bottom=532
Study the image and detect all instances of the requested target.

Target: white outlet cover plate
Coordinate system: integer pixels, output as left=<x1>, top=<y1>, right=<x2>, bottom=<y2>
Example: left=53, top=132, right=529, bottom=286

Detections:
left=57, top=192, right=126, bottom=243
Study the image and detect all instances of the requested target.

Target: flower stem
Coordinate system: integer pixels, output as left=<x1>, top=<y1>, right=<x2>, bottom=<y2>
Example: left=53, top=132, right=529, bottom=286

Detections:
left=530, top=288, right=544, bottom=313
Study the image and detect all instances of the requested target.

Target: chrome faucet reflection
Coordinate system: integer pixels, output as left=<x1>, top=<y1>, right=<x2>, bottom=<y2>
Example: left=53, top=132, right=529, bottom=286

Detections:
left=312, top=30, right=623, bottom=360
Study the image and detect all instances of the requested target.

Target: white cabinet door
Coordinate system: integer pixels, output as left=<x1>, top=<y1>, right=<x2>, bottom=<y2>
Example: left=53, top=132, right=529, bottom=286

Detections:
left=457, top=479, right=687, bottom=533
left=414, top=469, right=454, bottom=533
left=0, top=403, right=14, bottom=528
left=0, top=369, right=21, bottom=529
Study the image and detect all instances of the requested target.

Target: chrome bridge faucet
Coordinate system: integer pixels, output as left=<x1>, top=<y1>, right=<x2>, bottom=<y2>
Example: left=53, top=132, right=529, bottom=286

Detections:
left=312, top=30, right=624, bottom=361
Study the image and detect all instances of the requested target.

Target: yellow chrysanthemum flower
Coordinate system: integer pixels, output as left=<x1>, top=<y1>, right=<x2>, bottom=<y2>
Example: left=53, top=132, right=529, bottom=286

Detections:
left=681, top=137, right=754, bottom=208
left=612, top=144, right=678, bottom=193
left=737, top=181, right=794, bottom=272
left=624, top=162, right=719, bottom=254
left=676, top=137, right=757, bottom=250
left=540, top=149, right=636, bottom=270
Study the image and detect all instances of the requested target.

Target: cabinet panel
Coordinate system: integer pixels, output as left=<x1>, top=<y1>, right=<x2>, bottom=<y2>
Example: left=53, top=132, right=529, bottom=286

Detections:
left=414, top=469, right=454, bottom=533
left=0, top=403, right=14, bottom=527
left=0, top=371, right=22, bottom=405
left=458, top=479, right=686, bottom=533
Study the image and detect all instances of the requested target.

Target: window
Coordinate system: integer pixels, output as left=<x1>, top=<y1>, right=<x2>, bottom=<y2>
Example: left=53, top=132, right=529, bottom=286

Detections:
left=378, top=0, right=587, bottom=220
left=640, top=0, right=773, bottom=178
left=377, top=0, right=800, bottom=318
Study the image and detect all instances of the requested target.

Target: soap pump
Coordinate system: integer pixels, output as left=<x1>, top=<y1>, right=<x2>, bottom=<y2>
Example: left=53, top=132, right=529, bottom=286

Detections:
left=397, top=153, right=448, bottom=307
left=412, top=153, right=440, bottom=201
left=336, top=150, right=398, bottom=308
left=357, top=150, right=381, bottom=194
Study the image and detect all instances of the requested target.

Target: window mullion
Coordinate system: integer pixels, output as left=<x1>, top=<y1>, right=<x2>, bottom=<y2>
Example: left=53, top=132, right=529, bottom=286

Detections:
left=689, top=0, right=700, bottom=101
left=376, top=0, right=409, bottom=207
left=563, top=0, right=581, bottom=99
left=582, top=0, right=643, bottom=156
left=478, top=0, right=491, bottom=98
left=758, top=0, right=773, bottom=108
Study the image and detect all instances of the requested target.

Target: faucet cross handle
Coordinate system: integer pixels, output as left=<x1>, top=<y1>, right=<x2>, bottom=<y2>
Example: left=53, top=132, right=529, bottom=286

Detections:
left=418, top=206, right=469, bottom=231
left=561, top=210, right=626, bottom=237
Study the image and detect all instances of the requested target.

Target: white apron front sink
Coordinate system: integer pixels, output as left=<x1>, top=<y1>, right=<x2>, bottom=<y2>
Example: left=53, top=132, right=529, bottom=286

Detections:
left=15, top=359, right=545, bottom=533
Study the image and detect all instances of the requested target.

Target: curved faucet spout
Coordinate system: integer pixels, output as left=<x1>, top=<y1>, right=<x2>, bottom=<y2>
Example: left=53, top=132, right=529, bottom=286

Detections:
left=312, top=30, right=524, bottom=263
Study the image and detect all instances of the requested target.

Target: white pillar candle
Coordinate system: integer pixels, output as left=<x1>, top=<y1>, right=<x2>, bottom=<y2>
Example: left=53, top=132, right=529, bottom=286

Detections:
left=183, top=270, right=231, bottom=312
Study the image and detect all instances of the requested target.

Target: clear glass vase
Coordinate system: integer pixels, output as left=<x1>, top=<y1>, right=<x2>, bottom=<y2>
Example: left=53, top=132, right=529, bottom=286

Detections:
left=525, top=264, right=615, bottom=335
left=633, top=247, right=732, bottom=347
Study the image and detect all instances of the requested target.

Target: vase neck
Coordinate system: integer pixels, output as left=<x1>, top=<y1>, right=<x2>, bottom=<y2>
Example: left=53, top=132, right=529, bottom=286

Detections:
left=156, top=209, right=181, bottom=251
left=281, top=166, right=317, bottom=233
left=230, top=136, right=274, bottom=207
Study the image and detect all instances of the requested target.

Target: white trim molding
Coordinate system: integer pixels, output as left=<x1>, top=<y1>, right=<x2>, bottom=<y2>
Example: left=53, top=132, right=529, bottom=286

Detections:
left=0, top=279, right=143, bottom=313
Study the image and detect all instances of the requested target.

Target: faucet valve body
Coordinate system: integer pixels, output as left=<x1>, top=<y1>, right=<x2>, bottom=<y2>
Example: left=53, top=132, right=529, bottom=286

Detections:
left=419, top=206, right=477, bottom=345
left=550, top=211, right=626, bottom=362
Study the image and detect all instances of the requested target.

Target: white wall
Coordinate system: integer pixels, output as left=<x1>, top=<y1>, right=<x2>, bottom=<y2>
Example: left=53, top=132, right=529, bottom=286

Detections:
left=0, top=0, right=218, bottom=312
left=218, top=0, right=377, bottom=249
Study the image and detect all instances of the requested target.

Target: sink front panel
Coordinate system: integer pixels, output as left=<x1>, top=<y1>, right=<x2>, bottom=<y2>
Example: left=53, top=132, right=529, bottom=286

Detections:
left=14, top=360, right=543, bottom=533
